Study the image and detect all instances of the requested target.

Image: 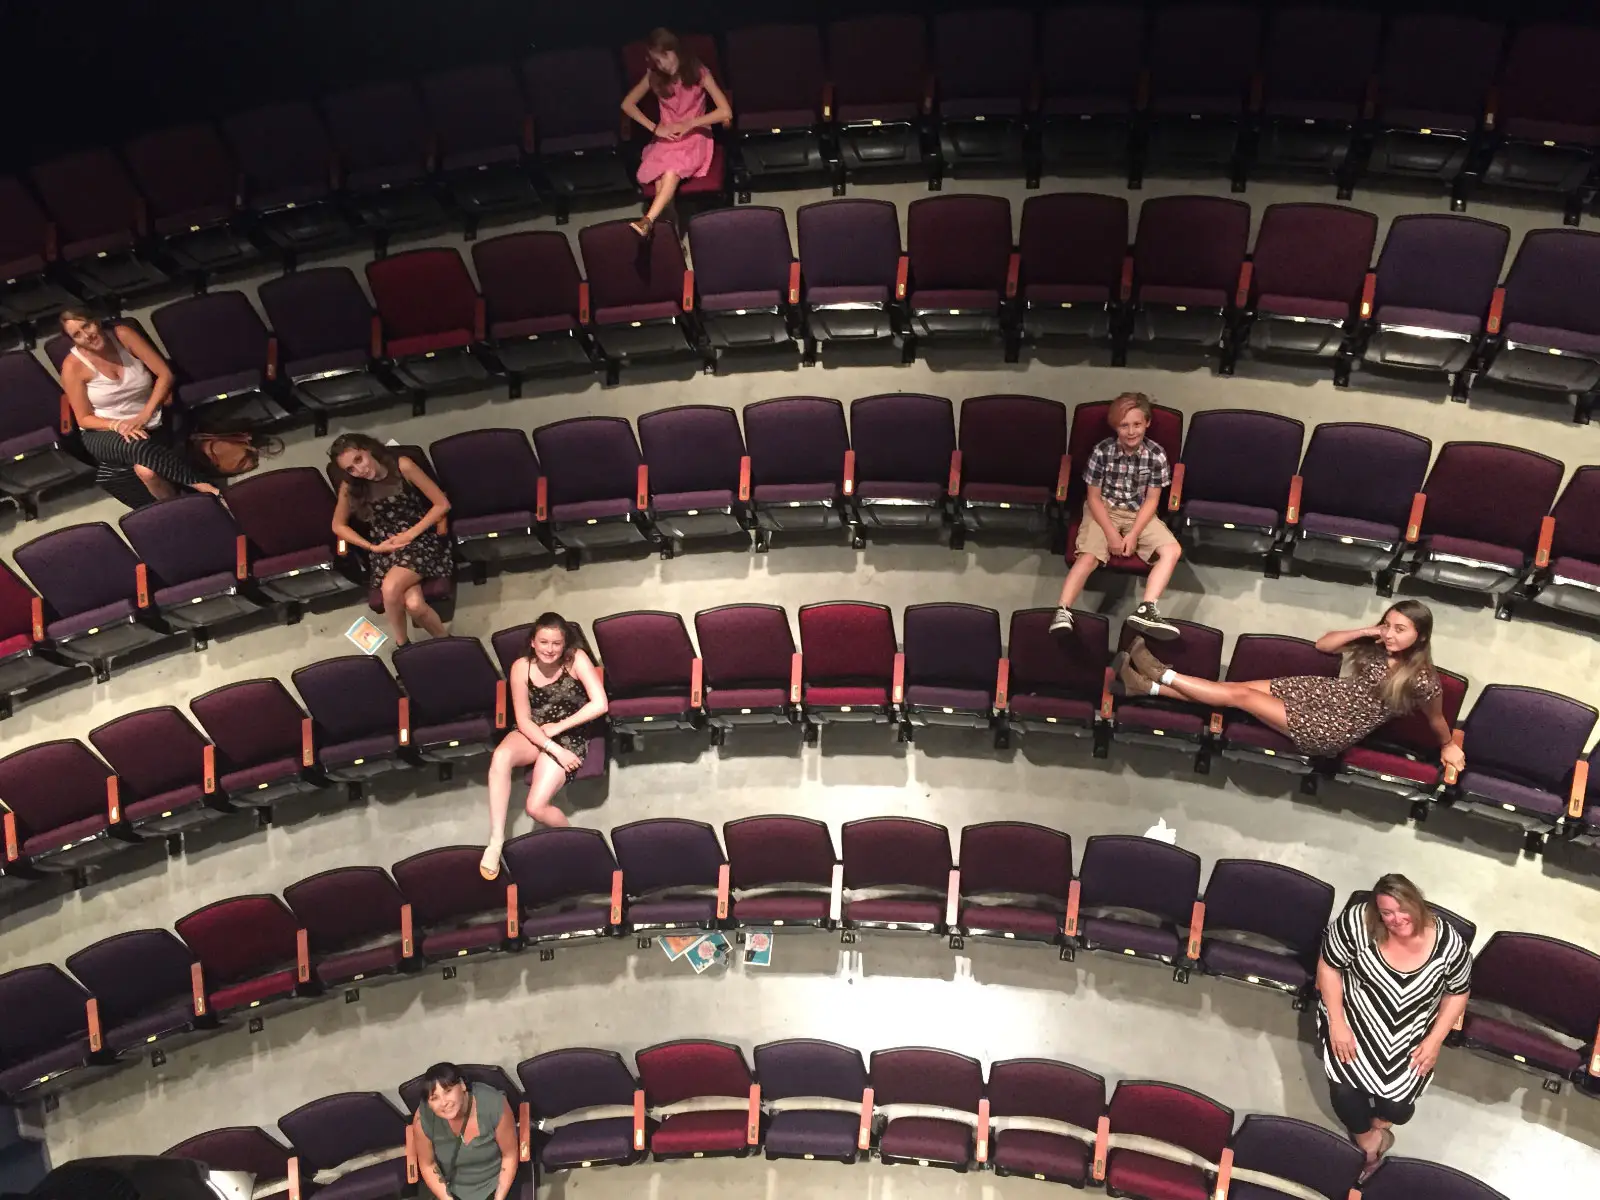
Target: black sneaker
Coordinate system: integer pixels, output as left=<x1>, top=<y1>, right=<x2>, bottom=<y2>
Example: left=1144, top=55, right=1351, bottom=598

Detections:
left=1048, top=606, right=1075, bottom=635
left=1126, top=601, right=1180, bottom=641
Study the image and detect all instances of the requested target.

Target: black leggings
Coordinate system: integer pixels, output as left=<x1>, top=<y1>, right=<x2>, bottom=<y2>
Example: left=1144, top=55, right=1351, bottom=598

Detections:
left=1328, top=1079, right=1415, bottom=1138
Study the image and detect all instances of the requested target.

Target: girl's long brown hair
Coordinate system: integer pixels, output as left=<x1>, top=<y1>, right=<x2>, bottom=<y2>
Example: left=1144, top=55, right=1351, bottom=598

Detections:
left=528, top=611, right=587, bottom=670
left=1348, top=599, right=1436, bottom=713
left=328, top=432, right=399, bottom=519
left=644, top=27, right=701, bottom=94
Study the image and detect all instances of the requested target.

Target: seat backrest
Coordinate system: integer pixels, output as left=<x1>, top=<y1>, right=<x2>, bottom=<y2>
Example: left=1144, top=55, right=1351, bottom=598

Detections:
left=1078, top=835, right=1202, bottom=926
left=366, top=248, right=478, bottom=339
left=120, top=493, right=241, bottom=587
left=1373, top=215, right=1509, bottom=314
left=796, top=199, right=902, bottom=290
left=907, top=194, right=1013, bottom=291
left=611, top=818, right=724, bottom=894
left=292, top=655, right=401, bottom=744
left=754, top=1039, right=866, bottom=1102
left=519, top=1047, right=637, bottom=1118
left=1262, top=7, right=1382, bottom=110
left=0, top=964, right=90, bottom=1064
left=902, top=602, right=1000, bottom=690
left=1251, top=203, right=1378, bottom=306
left=258, top=267, right=374, bottom=362
left=725, top=24, right=825, bottom=116
left=124, top=122, right=237, bottom=216
left=164, top=1127, right=292, bottom=1181
left=1377, top=16, right=1503, bottom=119
left=1360, top=1156, right=1507, bottom=1200
left=958, top=394, right=1067, bottom=489
left=523, top=47, right=625, bottom=141
left=1107, top=1079, right=1233, bottom=1161
left=15, top=522, right=140, bottom=618
left=1226, top=634, right=1338, bottom=687
left=429, top=428, right=542, bottom=519
left=798, top=601, right=895, bottom=685
left=0, top=738, right=113, bottom=840
left=743, top=395, right=848, bottom=487
left=934, top=8, right=1035, bottom=102
left=694, top=603, right=794, bottom=688
left=987, top=1058, right=1105, bottom=1128
left=1469, top=931, right=1600, bottom=1043
left=66, top=929, right=195, bottom=1025
left=638, top=404, right=745, bottom=496
left=503, top=826, right=617, bottom=908
left=471, top=231, right=583, bottom=323
left=1231, top=1113, right=1365, bottom=1200
left=31, top=147, right=141, bottom=242
left=0, top=349, right=71, bottom=444
left=153, top=291, right=270, bottom=382
left=1297, top=423, right=1431, bottom=529
left=1498, top=23, right=1600, bottom=124
left=175, top=894, right=298, bottom=984
left=1500, top=228, right=1600, bottom=335
left=224, top=101, right=334, bottom=192
left=422, top=64, right=526, bottom=155
left=1421, top=442, right=1563, bottom=551
left=391, top=637, right=499, bottom=727
left=324, top=81, right=429, bottom=171
left=1040, top=4, right=1144, bottom=101
left=827, top=14, right=929, bottom=110
left=1460, top=684, right=1596, bottom=791
left=869, top=1046, right=983, bottom=1110
left=723, top=815, right=836, bottom=889
left=1148, top=4, right=1261, bottom=104
left=1018, top=193, right=1129, bottom=292
left=688, top=206, right=793, bottom=296
left=1005, top=607, right=1111, bottom=696
left=1180, top=410, right=1303, bottom=509
left=592, top=610, right=695, bottom=695
left=391, top=846, right=507, bottom=926
left=0, top=176, right=50, bottom=263
left=226, top=468, right=339, bottom=558
left=958, top=821, right=1072, bottom=902
left=88, top=707, right=207, bottom=802
left=849, top=393, right=955, bottom=486
left=1202, top=859, right=1335, bottom=964
left=841, top=816, right=951, bottom=891
left=278, top=1092, right=407, bottom=1171
left=282, top=866, right=406, bottom=954
left=579, top=218, right=687, bottom=309
left=1134, top=195, right=1252, bottom=291
left=1550, top=465, right=1600, bottom=563
left=190, top=677, right=305, bottom=770
left=533, top=415, right=642, bottom=505
left=636, top=1040, right=751, bottom=1104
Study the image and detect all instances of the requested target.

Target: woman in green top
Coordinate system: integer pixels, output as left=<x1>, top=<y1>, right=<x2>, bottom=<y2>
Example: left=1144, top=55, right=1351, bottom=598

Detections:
left=413, top=1064, right=519, bottom=1200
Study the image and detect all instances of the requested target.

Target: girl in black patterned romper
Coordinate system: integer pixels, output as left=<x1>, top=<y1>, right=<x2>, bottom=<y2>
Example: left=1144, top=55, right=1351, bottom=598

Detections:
left=1318, top=875, right=1472, bottom=1177
left=1114, top=600, right=1466, bottom=771
left=329, top=434, right=453, bottom=647
left=479, top=613, right=608, bottom=880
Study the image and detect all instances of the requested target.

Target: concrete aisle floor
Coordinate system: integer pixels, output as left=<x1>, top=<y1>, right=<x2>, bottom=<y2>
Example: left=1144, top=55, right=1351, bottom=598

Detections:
left=2, top=162, right=1598, bottom=1200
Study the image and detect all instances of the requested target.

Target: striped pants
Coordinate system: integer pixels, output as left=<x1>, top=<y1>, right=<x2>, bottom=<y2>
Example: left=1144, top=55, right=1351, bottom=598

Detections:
left=80, top=426, right=204, bottom=507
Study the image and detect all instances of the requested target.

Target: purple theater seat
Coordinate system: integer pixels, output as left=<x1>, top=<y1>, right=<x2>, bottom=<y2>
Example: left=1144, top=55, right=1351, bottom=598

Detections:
left=1128, top=195, right=1252, bottom=355
left=292, top=655, right=410, bottom=784
left=29, top=147, right=170, bottom=301
left=839, top=817, right=951, bottom=935
left=1197, top=859, right=1334, bottom=1000
left=1104, top=1080, right=1233, bottom=1200
left=1171, top=409, right=1304, bottom=563
left=0, top=348, right=95, bottom=513
left=1017, top=192, right=1130, bottom=348
left=391, top=636, right=505, bottom=763
left=532, top=415, right=654, bottom=561
left=283, top=866, right=411, bottom=991
left=324, top=80, right=448, bottom=239
left=1217, top=635, right=1339, bottom=779
left=754, top=1039, right=868, bottom=1162
left=391, top=846, right=515, bottom=962
left=88, top=705, right=222, bottom=838
left=1071, top=835, right=1202, bottom=969
left=1457, top=932, right=1600, bottom=1092
left=150, top=290, right=289, bottom=431
left=1242, top=203, right=1378, bottom=368
left=1037, top=5, right=1144, bottom=169
left=955, top=393, right=1069, bottom=546
left=1479, top=229, right=1600, bottom=421
left=954, top=822, right=1072, bottom=946
left=1365, top=16, right=1503, bottom=183
left=422, top=64, right=538, bottom=222
left=797, top=600, right=896, bottom=732
left=278, top=1092, right=411, bottom=1200
left=987, top=1058, right=1105, bottom=1184
left=1253, top=8, right=1382, bottom=182
left=611, top=818, right=726, bottom=936
left=225, top=101, right=357, bottom=256
left=258, top=267, right=399, bottom=427
left=592, top=610, right=701, bottom=742
left=795, top=198, right=905, bottom=347
left=227, top=466, right=363, bottom=607
left=518, top=1047, right=641, bottom=1172
left=636, top=1040, right=755, bottom=1159
left=1479, top=24, right=1600, bottom=215
left=164, top=1126, right=294, bottom=1189
left=1229, top=1114, right=1365, bottom=1200
left=688, top=206, right=797, bottom=354
left=122, top=122, right=260, bottom=275
left=826, top=15, right=930, bottom=175
left=725, top=25, right=828, bottom=191
left=638, top=404, right=749, bottom=544
left=1524, top=466, right=1600, bottom=624
left=0, top=964, right=115, bottom=1104
left=904, top=194, right=1015, bottom=348
left=577, top=218, right=698, bottom=378
left=428, top=428, right=550, bottom=569
left=0, top=738, right=134, bottom=874
left=1003, top=607, right=1112, bottom=744
left=523, top=47, right=633, bottom=211
left=848, top=392, right=956, bottom=538
left=189, top=677, right=322, bottom=809
left=901, top=602, right=1001, bottom=734
left=120, top=493, right=261, bottom=642
left=1360, top=1156, right=1507, bottom=1200
left=366, top=248, right=492, bottom=393
left=1140, top=5, right=1262, bottom=181
left=67, top=928, right=214, bottom=1060
left=744, top=395, right=850, bottom=546
left=471, top=231, right=592, bottom=379
left=869, top=1047, right=982, bottom=1169
left=693, top=602, right=798, bottom=737
left=504, top=827, right=620, bottom=950
left=723, top=814, right=837, bottom=929
left=932, top=8, right=1034, bottom=173
left=174, top=894, right=313, bottom=1022
left=1111, top=619, right=1223, bottom=764
left=1062, top=398, right=1185, bottom=576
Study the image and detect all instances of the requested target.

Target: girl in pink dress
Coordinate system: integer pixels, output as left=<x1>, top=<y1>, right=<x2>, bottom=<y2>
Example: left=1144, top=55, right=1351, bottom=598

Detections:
left=621, top=28, right=731, bottom=237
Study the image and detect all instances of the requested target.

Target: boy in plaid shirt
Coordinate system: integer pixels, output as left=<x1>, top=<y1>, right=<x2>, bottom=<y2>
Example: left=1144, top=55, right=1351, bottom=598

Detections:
left=1051, top=392, right=1182, bottom=640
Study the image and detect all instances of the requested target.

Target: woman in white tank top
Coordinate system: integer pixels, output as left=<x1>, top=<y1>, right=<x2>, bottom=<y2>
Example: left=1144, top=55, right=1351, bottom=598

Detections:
left=58, top=308, right=217, bottom=504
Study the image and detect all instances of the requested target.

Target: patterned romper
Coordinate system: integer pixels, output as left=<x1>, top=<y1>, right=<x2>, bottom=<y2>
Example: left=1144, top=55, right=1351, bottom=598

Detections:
left=1270, top=652, right=1441, bottom=757
left=526, top=666, right=590, bottom=773
left=363, top=473, right=453, bottom=588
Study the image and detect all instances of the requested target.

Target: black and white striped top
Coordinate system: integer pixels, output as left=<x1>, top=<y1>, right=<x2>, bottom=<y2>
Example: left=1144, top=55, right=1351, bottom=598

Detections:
left=1318, top=904, right=1473, bottom=1103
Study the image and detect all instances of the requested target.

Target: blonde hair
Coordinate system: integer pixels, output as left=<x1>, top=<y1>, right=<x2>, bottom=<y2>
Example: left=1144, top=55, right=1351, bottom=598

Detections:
left=1107, top=392, right=1153, bottom=427
left=1365, top=873, right=1430, bottom=943
left=1350, top=599, right=1436, bottom=713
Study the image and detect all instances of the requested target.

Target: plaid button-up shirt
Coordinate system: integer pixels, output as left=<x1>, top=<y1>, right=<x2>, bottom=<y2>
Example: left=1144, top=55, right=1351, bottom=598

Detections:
left=1083, top=437, right=1171, bottom=510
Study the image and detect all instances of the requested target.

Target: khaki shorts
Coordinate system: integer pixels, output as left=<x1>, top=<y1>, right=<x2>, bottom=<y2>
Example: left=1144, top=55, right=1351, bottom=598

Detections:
left=1075, top=504, right=1178, bottom=564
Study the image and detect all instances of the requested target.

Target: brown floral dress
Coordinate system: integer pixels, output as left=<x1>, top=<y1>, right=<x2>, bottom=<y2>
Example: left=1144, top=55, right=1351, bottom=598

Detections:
left=364, top=476, right=453, bottom=587
left=1270, top=651, right=1441, bottom=757
left=527, top=665, right=591, bottom=772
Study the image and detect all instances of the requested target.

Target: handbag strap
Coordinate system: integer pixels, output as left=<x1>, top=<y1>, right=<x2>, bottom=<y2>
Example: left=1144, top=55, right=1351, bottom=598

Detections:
left=439, top=1091, right=475, bottom=1194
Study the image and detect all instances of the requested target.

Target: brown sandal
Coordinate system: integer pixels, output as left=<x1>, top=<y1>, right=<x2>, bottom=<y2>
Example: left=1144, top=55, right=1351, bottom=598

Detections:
left=1357, top=1129, right=1395, bottom=1183
left=630, top=216, right=655, bottom=238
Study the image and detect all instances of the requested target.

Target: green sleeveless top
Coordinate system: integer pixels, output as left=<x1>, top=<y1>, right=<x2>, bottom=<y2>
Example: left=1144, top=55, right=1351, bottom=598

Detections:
left=417, top=1083, right=506, bottom=1200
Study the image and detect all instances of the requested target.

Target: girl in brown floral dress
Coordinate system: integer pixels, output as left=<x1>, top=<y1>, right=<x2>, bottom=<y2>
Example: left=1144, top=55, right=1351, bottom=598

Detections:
left=330, top=434, right=453, bottom=648
left=480, top=613, right=609, bottom=879
left=1117, top=600, right=1465, bottom=768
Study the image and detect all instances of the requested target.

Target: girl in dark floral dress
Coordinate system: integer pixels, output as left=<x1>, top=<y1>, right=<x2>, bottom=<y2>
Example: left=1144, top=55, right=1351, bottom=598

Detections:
left=480, top=613, right=609, bottom=879
left=329, top=434, right=452, bottom=647
left=1116, top=599, right=1465, bottom=769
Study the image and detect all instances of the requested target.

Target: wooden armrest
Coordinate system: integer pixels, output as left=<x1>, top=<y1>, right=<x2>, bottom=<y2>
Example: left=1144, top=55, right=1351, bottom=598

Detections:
left=495, top=680, right=508, bottom=730
left=1063, top=878, right=1081, bottom=938
left=234, top=534, right=249, bottom=580
left=1092, top=1114, right=1109, bottom=1181
left=1285, top=475, right=1303, bottom=525
left=633, top=1090, right=647, bottom=1150
left=892, top=652, right=905, bottom=706
left=945, top=868, right=960, bottom=929
left=1535, top=515, right=1555, bottom=569
left=610, top=870, right=624, bottom=925
left=829, top=861, right=844, bottom=924
left=1486, top=286, right=1504, bottom=336
left=1214, top=1147, right=1233, bottom=1200
left=1055, top=454, right=1071, bottom=503
left=577, top=280, right=591, bottom=325
left=787, top=261, right=801, bottom=306
left=1359, top=272, right=1376, bottom=321
left=506, top=883, right=520, bottom=939
left=636, top=463, right=650, bottom=510
left=976, top=1098, right=991, bottom=1163
left=681, top=269, right=695, bottom=313
left=895, top=254, right=908, bottom=302
left=1099, top=666, right=1114, bottom=720
left=842, top=448, right=855, bottom=497
left=947, top=449, right=962, bottom=497
left=266, top=336, right=279, bottom=382
left=29, top=596, right=43, bottom=643
left=535, top=475, right=548, bottom=523
left=1167, top=462, right=1186, bottom=512
left=398, top=696, right=410, bottom=747
left=134, top=562, right=150, bottom=608
left=690, top=658, right=704, bottom=708
left=518, top=1101, right=532, bottom=1161
left=288, top=1157, right=301, bottom=1200
left=1186, top=901, right=1205, bottom=961
left=994, top=658, right=1010, bottom=712
left=203, top=744, right=217, bottom=794
left=1210, top=712, right=1224, bottom=736
left=370, top=314, right=384, bottom=359
left=87, top=998, right=102, bottom=1053
left=1569, top=758, right=1590, bottom=821
left=1119, top=254, right=1133, bottom=303
left=857, top=1087, right=874, bottom=1150
left=1406, top=492, right=1426, bottom=543
left=738, top=455, right=751, bottom=503
left=789, top=653, right=803, bottom=705
left=1005, top=251, right=1020, bottom=300
left=105, top=776, right=121, bottom=825
left=190, top=962, right=208, bottom=1016
left=1234, top=259, right=1253, bottom=310
left=1588, top=1021, right=1600, bottom=1078
left=401, top=903, right=414, bottom=958
left=2, top=812, right=14, bottom=863
left=821, top=82, right=835, bottom=122
left=59, top=393, right=74, bottom=435
left=747, top=1083, right=762, bottom=1145
left=296, top=928, right=311, bottom=984
left=716, top=862, right=730, bottom=920
left=1483, top=86, right=1497, bottom=132
left=1443, top=729, right=1465, bottom=786
left=300, top=717, right=314, bottom=768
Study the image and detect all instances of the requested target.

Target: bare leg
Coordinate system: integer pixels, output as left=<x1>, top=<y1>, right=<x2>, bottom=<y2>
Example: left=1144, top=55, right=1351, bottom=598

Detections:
left=1056, top=553, right=1102, bottom=609
left=133, top=463, right=179, bottom=501
left=403, top=584, right=447, bottom=638
left=1141, top=672, right=1292, bottom=736
left=1141, top=542, right=1181, bottom=603
left=633, top=171, right=681, bottom=234
left=525, top=754, right=573, bottom=828
left=483, top=731, right=541, bottom=877
left=379, top=565, right=422, bottom=645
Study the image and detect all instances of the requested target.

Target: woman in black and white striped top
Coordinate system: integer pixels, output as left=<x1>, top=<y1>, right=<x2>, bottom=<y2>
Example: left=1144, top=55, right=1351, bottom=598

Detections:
left=1316, top=874, right=1472, bottom=1180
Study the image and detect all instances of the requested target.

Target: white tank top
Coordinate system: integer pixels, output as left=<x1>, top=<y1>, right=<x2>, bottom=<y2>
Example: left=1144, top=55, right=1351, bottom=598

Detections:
left=72, top=334, right=160, bottom=428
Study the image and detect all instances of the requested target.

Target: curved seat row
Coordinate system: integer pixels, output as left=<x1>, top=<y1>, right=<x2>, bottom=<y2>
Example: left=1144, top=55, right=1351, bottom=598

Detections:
left=3, top=393, right=1599, bottom=715
left=5, top=815, right=1596, bottom=1152
left=160, top=1036, right=1511, bottom=1200
left=0, top=8, right=1596, bottom=332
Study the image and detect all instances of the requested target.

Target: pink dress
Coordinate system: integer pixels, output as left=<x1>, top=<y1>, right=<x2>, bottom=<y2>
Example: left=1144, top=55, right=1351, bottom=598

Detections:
left=637, top=76, right=716, bottom=184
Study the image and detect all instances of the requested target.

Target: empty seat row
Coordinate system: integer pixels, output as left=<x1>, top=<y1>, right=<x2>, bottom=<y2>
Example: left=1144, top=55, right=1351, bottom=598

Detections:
left=160, top=1040, right=1511, bottom=1199
left=6, top=814, right=1597, bottom=1126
